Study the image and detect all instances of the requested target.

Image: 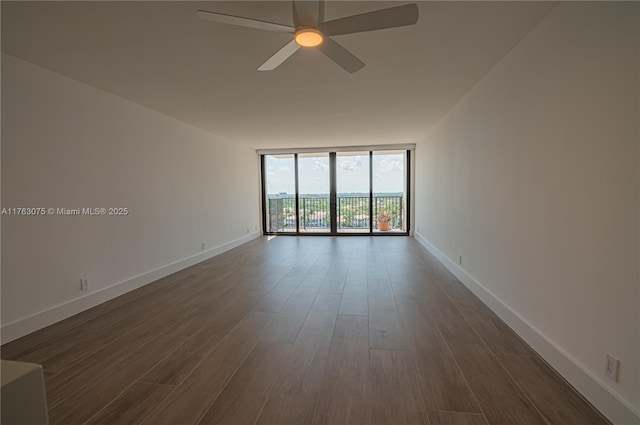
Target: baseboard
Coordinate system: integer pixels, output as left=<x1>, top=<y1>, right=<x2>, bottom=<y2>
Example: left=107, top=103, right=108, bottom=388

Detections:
left=1, top=232, right=261, bottom=344
left=413, top=231, right=640, bottom=425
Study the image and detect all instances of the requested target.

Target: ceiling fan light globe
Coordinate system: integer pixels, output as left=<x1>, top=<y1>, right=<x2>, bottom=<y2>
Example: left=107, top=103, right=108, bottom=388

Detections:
left=294, top=28, right=324, bottom=47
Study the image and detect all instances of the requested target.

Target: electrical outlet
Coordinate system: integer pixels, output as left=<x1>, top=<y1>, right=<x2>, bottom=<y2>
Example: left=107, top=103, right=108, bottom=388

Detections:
left=605, top=353, right=619, bottom=382
left=80, top=278, right=89, bottom=291
left=246, top=228, right=250, bottom=234
left=417, top=226, right=420, bottom=232
left=459, top=256, right=462, bottom=265
left=201, top=242, right=206, bottom=250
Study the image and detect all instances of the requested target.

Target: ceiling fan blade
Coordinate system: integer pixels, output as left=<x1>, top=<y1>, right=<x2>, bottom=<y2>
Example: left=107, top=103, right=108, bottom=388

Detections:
left=317, top=37, right=365, bottom=73
left=258, top=39, right=301, bottom=71
left=318, top=1, right=325, bottom=24
left=319, top=4, right=418, bottom=36
left=292, top=1, right=321, bottom=26
left=196, top=10, right=294, bottom=33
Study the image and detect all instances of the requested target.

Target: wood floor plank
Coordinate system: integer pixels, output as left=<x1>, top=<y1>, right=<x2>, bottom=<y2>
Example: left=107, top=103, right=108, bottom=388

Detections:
left=255, top=275, right=302, bottom=312
left=339, top=283, right=368, bottom=316
left=428, top=411, right=489, bottom=425
left=44, top=370, right=58, bottom=380
left=140, top=311, right=275, bottom=425
left=498, top=354, right=611, bottom=425
left=437, top=277, right=534, bottom=356
left=3, top=324, right=86, bottom=363
left=312, top=315, right=370, bottom=425
left=197, top=342, right=291, bottom=425
left=139, top=290, right=262, bottom=385
left=319, top=269, right=348, bottom=294
left=424, top=257, right=458, bottom=281
left=306, top=265, right=330, bottom=280
left=241, top=265, right=289, bottom=292
left=434, top=298, right=546, bottom=425
left=367, top=261, right=389, bottom=280
left=297, top=275, right=326, bottom=294
left=368, top=279, right=408, bottom=350
left=346, top=262, right=368, bottom=285
left=286, top=264, right=315, bottom=279
left=43, top=370, right=58, bottom=392
left=395, top=295, right=480, bottom=413
left=83, top=382, right=173, bottom=425
left=47, top=315, right=194, bottom=425
left=256, top=293, right=342, bottom=425
left=261, top=286, right=321, bottom=343
left=388, top=266, right=438, bottom=298
left=45, top=305, right=197, bottom=407
left=369, top=349, right=429, bottom=425
left=45, top=278, right=219, bottom=373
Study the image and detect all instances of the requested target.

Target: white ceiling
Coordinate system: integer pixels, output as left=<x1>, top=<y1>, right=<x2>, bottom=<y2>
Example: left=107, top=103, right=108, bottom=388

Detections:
left=1, top=1, right=556, bottom=149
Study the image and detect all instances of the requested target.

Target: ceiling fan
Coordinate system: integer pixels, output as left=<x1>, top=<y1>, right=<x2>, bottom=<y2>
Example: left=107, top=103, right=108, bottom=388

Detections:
left=196, top=1, right=419, bottom=73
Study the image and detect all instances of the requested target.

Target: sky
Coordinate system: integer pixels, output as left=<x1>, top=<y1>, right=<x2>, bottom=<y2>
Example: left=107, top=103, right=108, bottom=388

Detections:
left=266, top=152, right=405, bottom=195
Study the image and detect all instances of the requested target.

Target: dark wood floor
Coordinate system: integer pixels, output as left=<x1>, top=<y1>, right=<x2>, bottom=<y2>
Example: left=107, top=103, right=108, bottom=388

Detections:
left=2, top=236, right=610, bottom=425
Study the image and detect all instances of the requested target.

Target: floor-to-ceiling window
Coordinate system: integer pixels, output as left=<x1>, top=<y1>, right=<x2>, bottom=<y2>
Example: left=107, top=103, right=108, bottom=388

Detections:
left=261, top=147, right=411, bottom=235
left=336, top=151, right=370, bottom=233
left=373, top=150, right=407, bottom=233
left=298, top=153, right=331, bottom=233
left=264, top=154, right=296, bottom=233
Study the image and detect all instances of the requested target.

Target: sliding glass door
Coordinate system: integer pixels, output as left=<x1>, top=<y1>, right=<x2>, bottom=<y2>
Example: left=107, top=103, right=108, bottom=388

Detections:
left=298, top=153, right=330, bottom=233
left=336, top=151, right=370, bottom=233
left=264, top=154, right=296, bottom=233
left=373, top=150, right=407, bottom=232
left=262, top=149, right=410, bottom=235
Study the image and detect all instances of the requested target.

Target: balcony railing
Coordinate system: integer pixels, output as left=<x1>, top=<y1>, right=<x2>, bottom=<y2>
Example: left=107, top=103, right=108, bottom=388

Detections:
left=266, top=194, right=404, bottom=233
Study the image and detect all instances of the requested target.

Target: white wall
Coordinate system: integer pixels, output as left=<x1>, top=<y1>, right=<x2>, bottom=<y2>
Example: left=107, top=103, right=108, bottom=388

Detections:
left=1, top=54, right=261, bottom=342
left=414, top=2, right=639, bottom=423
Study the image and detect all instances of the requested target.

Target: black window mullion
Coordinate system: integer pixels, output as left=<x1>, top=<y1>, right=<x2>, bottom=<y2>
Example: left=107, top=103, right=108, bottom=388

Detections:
left=260, top=155, right=267, bottom=234
left=295, top=153, right=300, bottom=234
left=369, top=151, right=373, bottom=234
left=330, top=152, right=337, bottom=233
left=406, top=149, right=411, bottom=234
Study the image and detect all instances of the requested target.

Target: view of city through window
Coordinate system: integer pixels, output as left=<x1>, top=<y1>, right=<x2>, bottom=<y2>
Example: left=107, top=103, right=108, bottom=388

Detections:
left=265, top=150, right=407, bottom=234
